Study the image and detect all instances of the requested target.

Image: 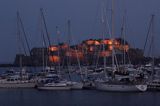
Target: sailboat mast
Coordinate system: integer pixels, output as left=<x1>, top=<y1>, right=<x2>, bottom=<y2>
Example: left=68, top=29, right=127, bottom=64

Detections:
left=151, top=14, right=155, bottom=80
left=101, top=2, right=107, bottom=76
left=17, top=12, right=27, bottom=56
left=67, top=20, right=71, bottom=47
left=40, top=8, right=52, bottom=47
left=111, top=0, right=115, bottom=68
left=17, top=13, right=31, bottom=57
left=40, top=8, right=55, bottom=68
left=56, top=26, right=61, bottom=75
left=67, top=20, right=71, bottom=68
left=16, top=12, right=23, bottom=80
left=67, top=20, right=72, bottom=81
left=121, top=11, right=126, bottom=65
left=40, top=13, right=45, bottom=71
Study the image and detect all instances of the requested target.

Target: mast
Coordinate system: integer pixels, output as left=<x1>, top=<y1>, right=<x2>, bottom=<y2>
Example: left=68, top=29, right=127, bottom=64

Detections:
left=16, top=12, right=22, bottom=80
left=17, top=11, right=37, bottom=74
left=17, top=13, right=31, bottom=57
left=111, top=0, right=115, bottom=68
left=40, top=8, right=55, bottom=68
left=40, top=12, right=45, bottom=71
left=17, top=12, right=27, bottom=56
left=151, top=14, right=155, bottom=81
left=56, top=26, right=61, bottom=75
left=39, top=9, right=49, bottom=70
left=67, top=20, right=72, bottom=81
left=120, top=11, right=126, bottom=65
left=69, top=24, right=83, bottom=81
left=101, top=2, right=107, bottom=77
left=40, top=8, right=52, bottom=47
left=42, top=42, right=45, bottom=71
left=67, top=20, right=71, bottom=69
left=111, top=0, right=120, bottom=75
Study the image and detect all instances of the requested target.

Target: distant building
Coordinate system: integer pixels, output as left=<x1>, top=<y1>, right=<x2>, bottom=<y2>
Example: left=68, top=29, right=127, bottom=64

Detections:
left=13, top=38, right=136, bottom=66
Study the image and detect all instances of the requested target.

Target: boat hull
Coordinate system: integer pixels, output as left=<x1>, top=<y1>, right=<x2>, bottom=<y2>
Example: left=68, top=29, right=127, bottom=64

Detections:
left=70, top=82, right=83, bottom=90
left=82, top=81, right=95, bottom=89
left=37, top=82, right=71, bottom=90
left=147, top=83, right=160, bottom=91
left=0, top=82, right=36, bottom=88
left=37, top=86, right=71, bottom=90
left=95, top=82, right=147, bottom=92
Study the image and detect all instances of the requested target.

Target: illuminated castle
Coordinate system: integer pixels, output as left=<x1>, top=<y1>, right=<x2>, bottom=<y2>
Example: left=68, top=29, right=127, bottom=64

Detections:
left=14, top=38, right=131, bottom=66
left=48, top=38, right=129, bottom=64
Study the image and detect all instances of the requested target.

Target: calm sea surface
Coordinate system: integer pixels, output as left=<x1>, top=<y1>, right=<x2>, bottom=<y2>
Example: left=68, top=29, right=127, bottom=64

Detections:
left=0, top=89, right=159, bottom=106
left=0, top=67, right=159, bottom=106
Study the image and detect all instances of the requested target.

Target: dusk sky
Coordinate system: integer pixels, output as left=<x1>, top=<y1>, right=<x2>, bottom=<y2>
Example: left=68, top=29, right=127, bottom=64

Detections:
left=0, top=0, right=160, bottom=63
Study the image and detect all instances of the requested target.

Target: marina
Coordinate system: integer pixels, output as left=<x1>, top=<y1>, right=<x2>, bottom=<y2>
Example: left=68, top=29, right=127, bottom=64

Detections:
left=0, top=0, right=160, bottom=105
left=0, top=65, right=159, bottom=92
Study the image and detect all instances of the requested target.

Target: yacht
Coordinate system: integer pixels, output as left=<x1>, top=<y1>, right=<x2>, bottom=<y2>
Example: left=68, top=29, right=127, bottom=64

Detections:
left=37, top=74, right=71, bottom=90
left=95, top=79, right=147, bottom=92
left=0, top=68, right=36, bottom=88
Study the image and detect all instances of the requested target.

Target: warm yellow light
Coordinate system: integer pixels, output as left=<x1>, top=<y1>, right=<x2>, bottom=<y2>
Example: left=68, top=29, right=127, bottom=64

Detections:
left=108, top=40, right=112, bottom=45
left=94, top=41, right=100, bottom=45
left=89, top=47, right=94, bottom=52
left=49, top=46, right=58, bottom=52
left=86, top=40, right=95, bottom=45
left=49, top=56, right=60, bottom=63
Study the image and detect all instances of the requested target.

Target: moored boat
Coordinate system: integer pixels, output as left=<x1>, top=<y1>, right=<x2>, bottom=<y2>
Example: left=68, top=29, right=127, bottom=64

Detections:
left=95, top=80, right=147, bottom=92
left=37, top=81, right=71, bottom=90
left=66, top=81, right=83, bottom=90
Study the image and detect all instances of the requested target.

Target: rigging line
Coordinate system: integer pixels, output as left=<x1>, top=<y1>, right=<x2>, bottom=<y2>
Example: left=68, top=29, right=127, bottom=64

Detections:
left=67, top=19, right=72, bottom=69
left=17, top=12, right=27, bottom=56
left=40, top=12, right=47, bottom=49
left=143, top=16, right=153, bottom=54
left=101, top=1, right=107, bottom=76
left=121, top=10, right=127, bottom=65
left=17, top=13, right=25, bottom=69
left=39, top=10, right=50, bottom=68
left=40, top=8, right=52, bottom=47
left=56, top=26, right=61, bottom=76
left=104, top=0, right=119, bottom=72
left=17, top=12, right=31, bottom=56
left=67, top=20, right=71, bottom=66
left=69, top=22, right=84, bottom=81
left=17, top=12, right=37, bottom=73
left=66, top=20, right=72, bottom=81
left=40, top=8, right=55, bottom=67
left=39, top=13, right=49, bottom=69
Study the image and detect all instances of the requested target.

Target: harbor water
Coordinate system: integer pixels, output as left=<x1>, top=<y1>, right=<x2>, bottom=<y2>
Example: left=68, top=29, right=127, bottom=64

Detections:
left=0, top=89, right=159, bottom=106
left=0, top=67, right=159, bottom=106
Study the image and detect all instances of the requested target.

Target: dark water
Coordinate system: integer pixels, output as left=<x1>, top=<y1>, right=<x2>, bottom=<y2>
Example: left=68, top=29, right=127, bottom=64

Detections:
left=0, top=67, right=159, bottom=106
left=0, top=89, right=159, bottom=106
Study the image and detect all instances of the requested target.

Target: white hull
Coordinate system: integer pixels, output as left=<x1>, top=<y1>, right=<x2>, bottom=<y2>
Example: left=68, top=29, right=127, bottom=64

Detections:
left=95, top=82, right=147, bottom=92
left=70, top=82, right=83, bottom=90
left=37, top=82, right=71, bottom=90
left=38, top=86, right=71, bottom=90
left=0, top=82, right=36, bottom=88
left=147, top=82, right=160, bottom=91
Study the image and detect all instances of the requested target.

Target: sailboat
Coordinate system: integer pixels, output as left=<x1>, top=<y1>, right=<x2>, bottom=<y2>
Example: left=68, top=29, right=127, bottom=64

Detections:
left=37, top=9, right=71, bottom=90
left=0, top=12, right=36, bottom=88
left=64, top=20, right=83, bottom=90
left=0, top=68, right=36, bottom=88
left=145, top=15, right=160, bottom=91
left=95, top=0, right=147, bottom=92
